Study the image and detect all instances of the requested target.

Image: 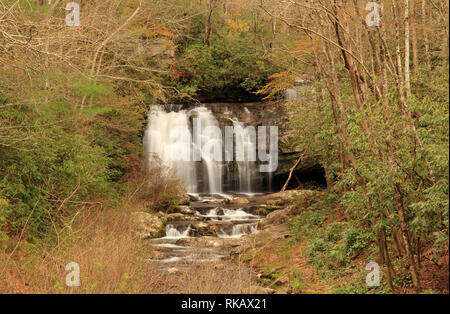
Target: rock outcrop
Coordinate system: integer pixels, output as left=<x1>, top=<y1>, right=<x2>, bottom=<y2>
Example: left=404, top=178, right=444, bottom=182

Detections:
left=131, top=212, right=164, bottom=239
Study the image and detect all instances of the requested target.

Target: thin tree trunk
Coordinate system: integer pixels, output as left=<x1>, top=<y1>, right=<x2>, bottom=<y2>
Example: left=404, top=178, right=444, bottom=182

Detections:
left=411, top=0, right=419, bottom=71
left=281, top=153, right=305, bottom=192
left=395, top=183, right=421, bottom=292
left=404, top=0, right=412, bottom=99
left=422, top=0, right=432, bottom=68
left=204, top=0, right=215, bottom=46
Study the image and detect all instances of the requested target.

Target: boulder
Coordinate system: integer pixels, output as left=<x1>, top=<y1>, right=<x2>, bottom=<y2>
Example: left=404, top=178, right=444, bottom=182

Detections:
left=131, top=212, right=164, bottom=239
left=174, top=205, right=194, bottom=215
left=188, top=194, right=199, bottom=201
left=178, top=194, right=190, bottom=206
left=266, top=198, right=287, bottom=207
left=191, top=221, right=215, bottom=236
left=165, top=213, right=203, bottom=223
left=166, top=213, right=185, bottom=221
left=258, top=205, right=297, bottom=230
left=212, top=207, right=224, bottom=216
left=229, top=197, right=250, bottom=205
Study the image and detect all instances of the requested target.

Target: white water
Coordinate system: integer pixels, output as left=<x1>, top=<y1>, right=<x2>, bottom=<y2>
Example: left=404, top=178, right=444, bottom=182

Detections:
left=194, top=107, right=223, bottom=194
left=231, top=118, right=257, bottom=193
left=217, top=223, right=258, bottom=239
left=196, top=208, right=259, bottom=222
left=143, top=105, right=260, bottom=195
left=143, top=107, right=197, bottom=192
left=164, top=224, right=191, bottom=239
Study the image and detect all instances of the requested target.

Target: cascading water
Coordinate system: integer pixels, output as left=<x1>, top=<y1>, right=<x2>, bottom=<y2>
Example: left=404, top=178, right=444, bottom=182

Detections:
left=231, top=118, right=258, bottom=194
left=217, top=223, right=258, bottom=239
left=143, top=105, right=261, bottom=195
left=193, top=107, right=223, bottom=195
left=143, top=106, right=197, bottom=193
left=145, top=106, right=275, bottom=268
left=164, top=224, right=191, bottom=239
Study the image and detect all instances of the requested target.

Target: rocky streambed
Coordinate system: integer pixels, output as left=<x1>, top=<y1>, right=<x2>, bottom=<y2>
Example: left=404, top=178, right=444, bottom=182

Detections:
left=132, top=190, right=317, bottom=293
left=147, top=196, right=264, bottom=266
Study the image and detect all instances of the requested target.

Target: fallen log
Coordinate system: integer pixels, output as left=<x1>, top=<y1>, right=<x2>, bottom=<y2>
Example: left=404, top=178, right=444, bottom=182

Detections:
left=280, top=152, right=306, bottom=192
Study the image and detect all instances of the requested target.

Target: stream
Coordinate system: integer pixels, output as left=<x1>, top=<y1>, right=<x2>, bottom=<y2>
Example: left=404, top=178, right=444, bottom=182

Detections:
left=148, top=194, right=264, bottom=269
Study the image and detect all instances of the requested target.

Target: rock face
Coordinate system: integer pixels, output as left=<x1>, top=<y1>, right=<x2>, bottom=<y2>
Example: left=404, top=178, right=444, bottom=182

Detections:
left=257, top=205, right=298, bottom=230
left=131, top=212, right=164, bottom=239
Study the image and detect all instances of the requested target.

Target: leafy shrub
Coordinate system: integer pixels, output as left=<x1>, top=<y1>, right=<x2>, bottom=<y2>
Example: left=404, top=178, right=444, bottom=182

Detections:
left=326, top=222, right=347, bottom=243
left=308, top=211, right=324, bottom=227
left=153, top=192, right=179, bottom=213
left=393, top=272, right=413, bottom=288
left=343, top=228, right=374, bottom=256
left=334, top=282, right=389, bottom=294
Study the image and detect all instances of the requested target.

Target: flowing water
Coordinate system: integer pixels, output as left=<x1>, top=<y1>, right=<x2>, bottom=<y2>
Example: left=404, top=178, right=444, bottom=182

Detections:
left=148, top=201, right=263, bottom=267
left=143, top=105, right=264, bottom=195
left=143, top=105, right=269, bottom=268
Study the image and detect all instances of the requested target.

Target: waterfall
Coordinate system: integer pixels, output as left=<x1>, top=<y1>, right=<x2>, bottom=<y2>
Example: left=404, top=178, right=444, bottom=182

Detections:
left=165, top=224, right=191, bottom=238
left=231, top=118, right=257, bottom=193
left=193, top=107, right=223, bottom=194
left=217, top=223, right=257, bottom=239
left=143, top=106, right=197, bottom=193
left=143, top=105, right=262, bottom=195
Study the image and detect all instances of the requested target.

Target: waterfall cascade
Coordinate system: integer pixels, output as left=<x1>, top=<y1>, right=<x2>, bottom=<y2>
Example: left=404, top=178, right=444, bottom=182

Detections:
left=164, top=224, right=191, bottom=239
left=143, top=105, right=265, bottom=196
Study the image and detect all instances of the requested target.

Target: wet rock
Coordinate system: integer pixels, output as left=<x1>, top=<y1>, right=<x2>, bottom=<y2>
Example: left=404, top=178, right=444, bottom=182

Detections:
left=176, top=236, right=239, bottom=249
left=178, top=194, right=190, bottom=206
left=212, top=207, right=224, bottom=216
left=188, top=194, right=199, bottom=201
left=189, top=221, right=234, bottom=236
left=131, top=212, right=164, bottom=239
left=166, top=216, right=204, bottom=225
left=230, top=197, right=250, bottom=205
left=165, top=213, right=186, bottom=222
left=241, top=285, right=275, bottom=294
left=191, top=221, right=214, bottom=236
left=174, top=205, right=194, bottom=215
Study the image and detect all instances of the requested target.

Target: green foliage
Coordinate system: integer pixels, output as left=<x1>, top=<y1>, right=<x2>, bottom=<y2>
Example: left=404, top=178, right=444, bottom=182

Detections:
left=162, top=1, right=281, bottom=101
left=0, top=196, right=9, bottom=248
left=334, top=282, right=390, bottom=294
left=0, top=80, right=144, bottom=239
left=71, top=75, right=111, bottom=99
left=326, top=222, right=347, bottom=243
left=307, top=212, right=324, bottom=227
left=177, top=40, right=279, bottom=100
left=393, top=272, right=413, bottom=289
left=342, top=228, right=374, bottom=256
left=153, top=192, right=179, bottom=212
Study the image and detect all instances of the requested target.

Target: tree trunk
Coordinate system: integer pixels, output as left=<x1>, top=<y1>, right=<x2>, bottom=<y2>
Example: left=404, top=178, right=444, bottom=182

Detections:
left=422, top=0, right=432, bottom=68
left=395, top=183, right=421, bottom=292
left=404, top=0, right=412, bottom=99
